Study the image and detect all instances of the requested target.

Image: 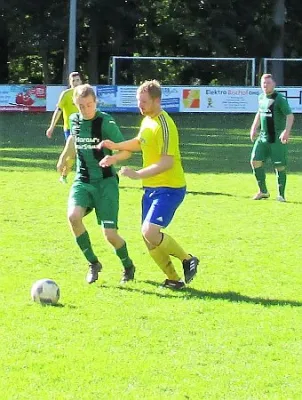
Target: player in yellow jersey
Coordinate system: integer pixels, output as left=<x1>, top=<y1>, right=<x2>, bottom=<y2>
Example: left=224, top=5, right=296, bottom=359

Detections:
left=99, top=80, right=199, bottom=289
left=46, top=71, right=82, bottom=183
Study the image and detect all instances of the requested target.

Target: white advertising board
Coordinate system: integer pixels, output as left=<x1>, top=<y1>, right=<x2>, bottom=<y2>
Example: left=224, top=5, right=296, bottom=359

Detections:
left=41, top=85, right=302, bottom=113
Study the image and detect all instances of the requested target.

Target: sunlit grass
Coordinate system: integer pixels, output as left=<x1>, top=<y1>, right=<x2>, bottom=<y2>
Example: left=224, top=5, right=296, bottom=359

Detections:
left=1, top=113, right=302, bottom=399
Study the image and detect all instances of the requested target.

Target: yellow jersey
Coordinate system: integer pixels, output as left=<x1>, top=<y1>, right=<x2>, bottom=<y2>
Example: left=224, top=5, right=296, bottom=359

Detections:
left=57, top=88, right=78, bottom=130
left=137, top=110, right=186, bottom=188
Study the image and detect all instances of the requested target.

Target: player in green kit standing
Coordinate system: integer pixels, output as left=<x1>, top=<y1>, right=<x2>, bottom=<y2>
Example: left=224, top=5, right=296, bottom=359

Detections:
left=250, top=73, right=294, bottom=202
left=57, top=84, right=135, bottom=284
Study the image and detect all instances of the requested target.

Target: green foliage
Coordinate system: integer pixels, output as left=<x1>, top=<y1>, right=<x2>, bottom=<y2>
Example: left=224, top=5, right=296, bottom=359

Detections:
left=1, top=1, right=302, bottom=84
left=1, top=112, right=302, bottom=398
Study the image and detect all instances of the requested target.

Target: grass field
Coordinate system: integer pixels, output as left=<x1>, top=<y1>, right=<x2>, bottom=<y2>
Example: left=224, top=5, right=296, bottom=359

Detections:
left=1, top=112, right=302, bottom=399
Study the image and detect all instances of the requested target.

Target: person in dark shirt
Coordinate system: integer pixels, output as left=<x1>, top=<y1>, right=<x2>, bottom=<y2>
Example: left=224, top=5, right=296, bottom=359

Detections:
left=57, top=84, right=135, bottom=284
left=250, top=73, right=294, bottom=202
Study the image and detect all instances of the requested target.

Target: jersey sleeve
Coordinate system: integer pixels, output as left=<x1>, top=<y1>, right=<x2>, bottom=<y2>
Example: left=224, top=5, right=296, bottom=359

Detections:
left=278, top=94, right=293, bottom=115
left=102, top=116, right=125, bottom=143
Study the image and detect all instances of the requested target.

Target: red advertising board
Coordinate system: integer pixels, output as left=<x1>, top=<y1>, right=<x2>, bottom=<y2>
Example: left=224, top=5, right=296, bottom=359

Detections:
left=0, top=84, right=46, bottom=112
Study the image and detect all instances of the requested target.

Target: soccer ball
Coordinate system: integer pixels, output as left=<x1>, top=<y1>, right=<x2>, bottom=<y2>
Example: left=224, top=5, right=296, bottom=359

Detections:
left=31, top=279, right=60, bottom=305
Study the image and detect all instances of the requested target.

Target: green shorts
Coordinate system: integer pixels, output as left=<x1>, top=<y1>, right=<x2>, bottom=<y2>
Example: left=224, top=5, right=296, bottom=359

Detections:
left=68, top=176, right=119, bottom=228
left=251, top=138, right=288, bottom=167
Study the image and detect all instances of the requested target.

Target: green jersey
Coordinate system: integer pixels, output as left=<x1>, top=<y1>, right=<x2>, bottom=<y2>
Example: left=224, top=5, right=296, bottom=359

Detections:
left=258, top=91, right=292, bottom=143
left=70, top=111, right=124, bottom=183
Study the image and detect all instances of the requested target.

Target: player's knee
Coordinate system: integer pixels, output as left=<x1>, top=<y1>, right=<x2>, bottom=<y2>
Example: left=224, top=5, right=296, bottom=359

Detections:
left=142, top=227, right=158, bottom=246
left=251, top=160, right=263, bottom=169
left=68, top=209, right=82, bottom=226
left=141, top=225, right=150, bottom=241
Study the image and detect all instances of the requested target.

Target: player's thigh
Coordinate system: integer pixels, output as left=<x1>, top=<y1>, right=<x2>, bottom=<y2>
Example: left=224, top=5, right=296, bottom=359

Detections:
left=68, top=181, right=94, bottom=211
left=271, top=143, right=287, bottom=167
left=93, top=177, right=119, bottom=229
left=251, top=139, right=269, bottom=162
left=142, top=187, right=186, bottom=228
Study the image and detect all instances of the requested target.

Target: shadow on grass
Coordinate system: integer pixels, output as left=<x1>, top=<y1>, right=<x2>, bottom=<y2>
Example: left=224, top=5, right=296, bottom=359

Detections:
left=32, top=302, right=66, bottom=308
left=187, top=190, right=233, bottom=197
left=117, top=280, right=302, bottom=307
left=119, top=186, right=234, bottom=198
left=1, top=112, right=302, bottom=174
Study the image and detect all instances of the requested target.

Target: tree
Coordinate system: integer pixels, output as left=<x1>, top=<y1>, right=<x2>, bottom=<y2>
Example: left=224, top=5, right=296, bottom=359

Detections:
left=271, top=0, right=285, bottom=85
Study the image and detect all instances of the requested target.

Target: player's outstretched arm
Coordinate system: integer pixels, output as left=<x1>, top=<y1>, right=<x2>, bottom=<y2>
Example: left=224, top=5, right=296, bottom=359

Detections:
left=120, top=155, right=174, bottom=180
left=98, top=138, right=141, bottom=152
left=46, top=108, right=62, bottom=138
left=99, top=151, right=132, bottom=167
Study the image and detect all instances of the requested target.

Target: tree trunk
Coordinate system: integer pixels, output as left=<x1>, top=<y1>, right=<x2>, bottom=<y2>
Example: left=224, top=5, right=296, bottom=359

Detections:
left=62, top=42, right=68, bottom=84
left=87, top=10, right=99, bottom=84
left=40, top=45, right=49, bottom=84
left=271, top=0, right=285, bottom=85
left=0, top=15, right=9, bottom=83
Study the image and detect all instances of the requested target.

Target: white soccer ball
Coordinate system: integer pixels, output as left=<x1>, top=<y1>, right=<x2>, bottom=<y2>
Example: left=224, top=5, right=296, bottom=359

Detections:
left=31, top=279, right=60, bottom=305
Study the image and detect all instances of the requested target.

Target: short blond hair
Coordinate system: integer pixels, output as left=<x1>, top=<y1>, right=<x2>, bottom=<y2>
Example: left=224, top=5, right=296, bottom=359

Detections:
left=73, top=84, right=96, bottom=103
left=261, top=73, right=274, bottom=80
left=69, top=71, right=80, bottom=80
left=137, top=80, right=161, bottom=99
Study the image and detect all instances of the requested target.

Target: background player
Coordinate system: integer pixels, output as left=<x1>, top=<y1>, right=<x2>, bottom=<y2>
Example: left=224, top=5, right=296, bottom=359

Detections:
left=46, top=71, right=82, bottom=183
left=250, top=73, right=294, bottom=202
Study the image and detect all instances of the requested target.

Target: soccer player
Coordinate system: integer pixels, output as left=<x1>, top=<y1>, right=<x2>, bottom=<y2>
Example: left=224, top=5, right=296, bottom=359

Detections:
left=250, top=73, right=294, bottom=202
left=57, top=84, right=135, bottom=284
left=99, top=79, right=199, bottom=290
left=46, top=71, right=82, bottom=183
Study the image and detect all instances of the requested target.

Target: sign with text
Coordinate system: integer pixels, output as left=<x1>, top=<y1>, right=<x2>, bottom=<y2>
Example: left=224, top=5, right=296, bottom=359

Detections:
left=0, top=85, right=46, bottom=112
left=179, top=87, right=261, bottom=112
left=96, top=85, right=262, bottom=113
left=2, top=84, right=299, bottom=113
left=96, top=85, right=180, bottom=112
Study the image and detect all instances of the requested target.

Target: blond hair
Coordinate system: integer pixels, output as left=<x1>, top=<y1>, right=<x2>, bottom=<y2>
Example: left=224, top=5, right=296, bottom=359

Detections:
left=69, top=71, right=80, bottom=79
left=73, top=84, right=96, bottom=103
left=137, top=80, right=162, bottom=99
left=261, top=73, right=274, bottom=80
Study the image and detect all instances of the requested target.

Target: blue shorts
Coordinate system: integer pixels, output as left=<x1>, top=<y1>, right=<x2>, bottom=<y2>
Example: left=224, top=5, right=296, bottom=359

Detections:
left=142, top=187, right=186, bottom=228
left=64, top=130, right=71, bottom=140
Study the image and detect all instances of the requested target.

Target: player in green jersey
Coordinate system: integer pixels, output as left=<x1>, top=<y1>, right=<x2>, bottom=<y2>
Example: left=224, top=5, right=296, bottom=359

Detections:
left=46, top=72, right=82, bottom=183
left=57, top=84, right=135, bottom=284
left=250, top=73, right=294, bottom=202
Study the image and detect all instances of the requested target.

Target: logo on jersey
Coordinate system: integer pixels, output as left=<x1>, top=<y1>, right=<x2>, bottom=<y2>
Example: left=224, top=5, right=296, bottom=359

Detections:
left=76, top=137, right=100, bottom=149
left=259, top=98, right=275, bottom=117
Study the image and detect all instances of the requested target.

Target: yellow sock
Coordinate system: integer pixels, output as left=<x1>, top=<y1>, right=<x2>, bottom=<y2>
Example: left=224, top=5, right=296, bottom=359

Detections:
left=149, top=247, right=181, bottom=281
left=158, top=233, right=190, bottom=261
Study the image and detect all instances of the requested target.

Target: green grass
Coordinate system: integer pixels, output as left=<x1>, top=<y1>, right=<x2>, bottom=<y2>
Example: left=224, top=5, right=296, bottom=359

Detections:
left=1, top=113, right=302, bottom=399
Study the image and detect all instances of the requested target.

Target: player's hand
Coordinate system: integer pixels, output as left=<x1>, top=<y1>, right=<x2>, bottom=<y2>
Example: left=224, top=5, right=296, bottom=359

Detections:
left=119, top=166, right=140, bottom=180
left=99, top=155, right=117, bottom=167
left=279, top=130, right=289, bottom=144
left=46, top=127, right=53, bottom=139
left=97, top=139, right=117, bottom=150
